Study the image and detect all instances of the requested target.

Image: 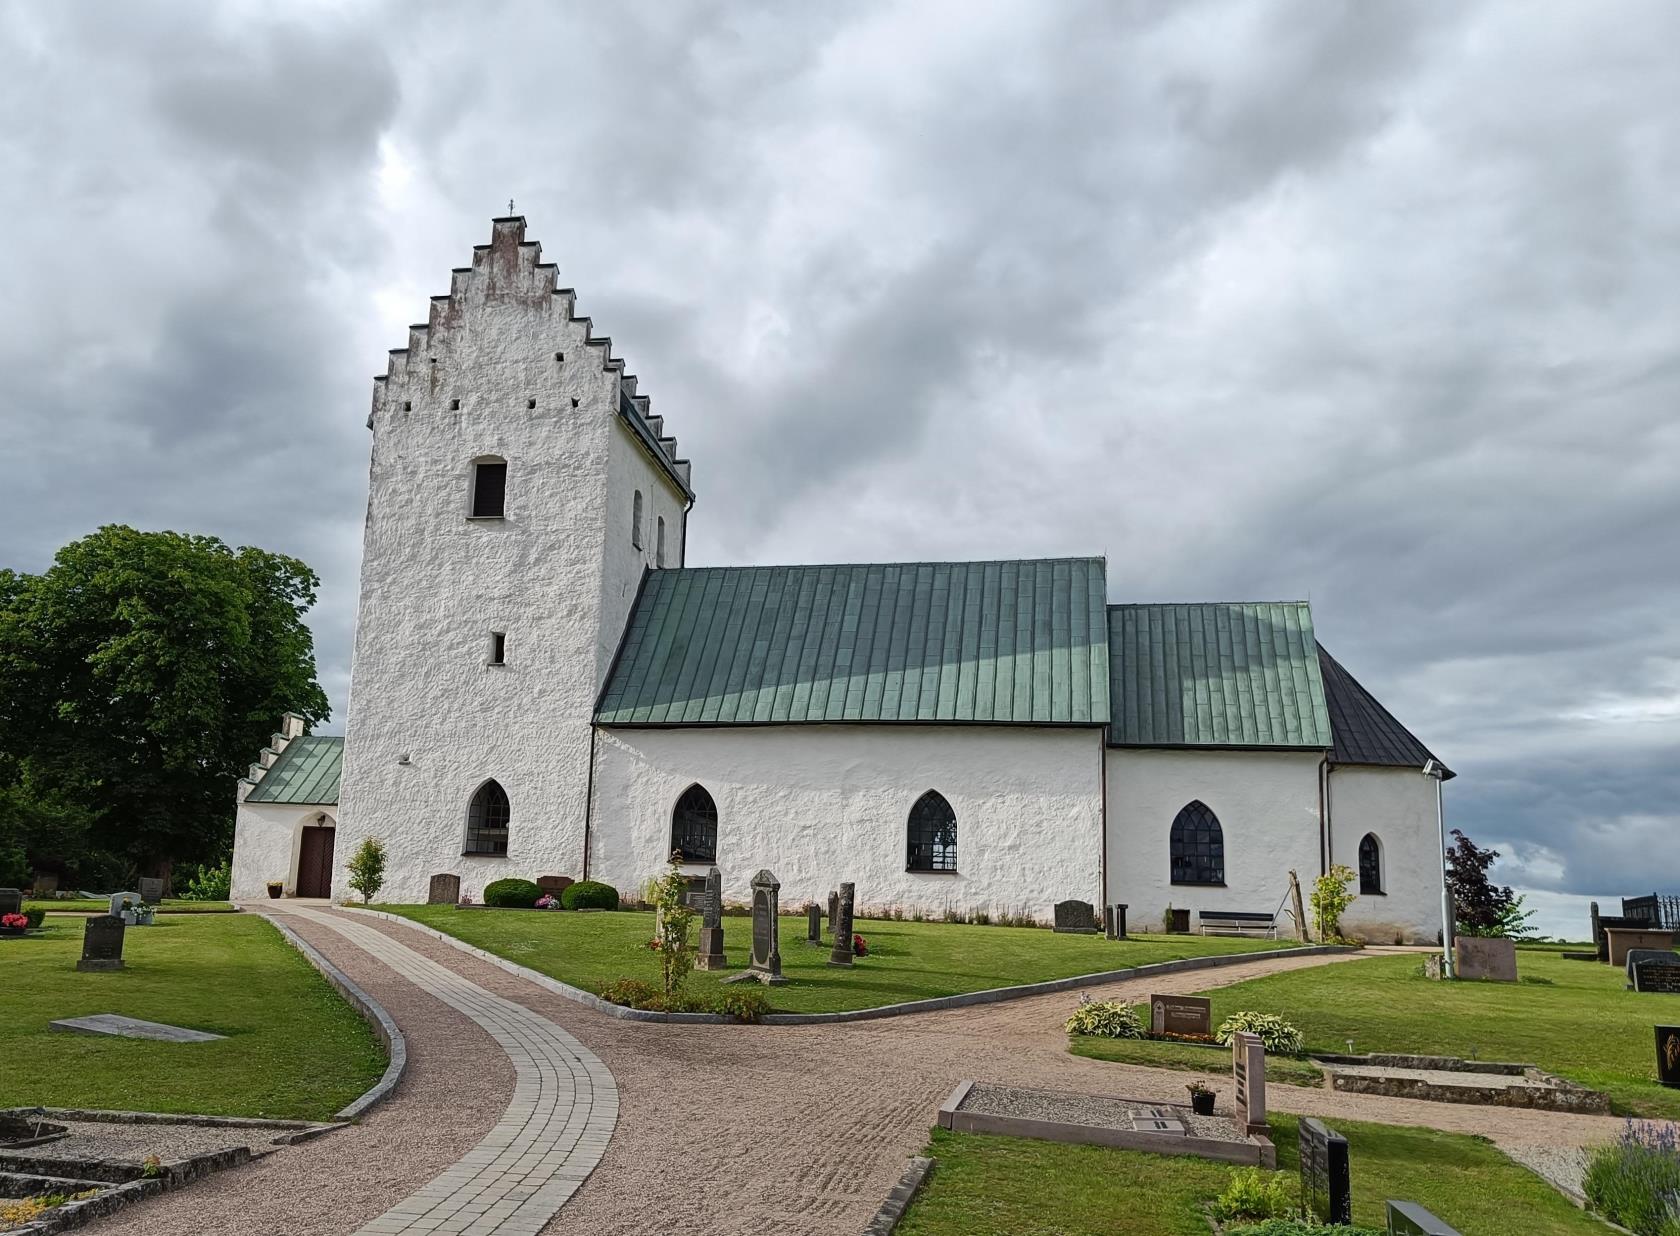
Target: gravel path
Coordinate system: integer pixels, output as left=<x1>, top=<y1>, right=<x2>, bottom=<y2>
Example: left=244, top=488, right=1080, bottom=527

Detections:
left=74, top=913, right=1637, bottom=1236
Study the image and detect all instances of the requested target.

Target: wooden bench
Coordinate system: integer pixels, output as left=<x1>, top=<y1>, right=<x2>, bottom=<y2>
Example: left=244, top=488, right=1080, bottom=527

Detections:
left=1198, top=910, right=1278, bottom=939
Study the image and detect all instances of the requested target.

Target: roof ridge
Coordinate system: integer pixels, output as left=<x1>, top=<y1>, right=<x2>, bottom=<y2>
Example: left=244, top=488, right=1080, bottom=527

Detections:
left=654, top=555, right=1107, bottom=573
left=1108, top=599, right=1311, bottom=609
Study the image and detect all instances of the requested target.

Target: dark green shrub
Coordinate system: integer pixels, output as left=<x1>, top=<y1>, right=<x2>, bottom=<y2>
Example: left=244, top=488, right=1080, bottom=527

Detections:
left=1226, top=1222, right=1383, bottom=1236
left=483, top=878, right=542, bottom=908
left=598, top=978, right=661, bottom=1009
left=597, top=978, right=769, bottom=1021
left=561, top=880, right=618, bottom=911
left=24, top=908, right=46, bottom=929
left=711, top=986, right=770, bottom=1022
left=1210, top=1169, right=1295, bottom=1224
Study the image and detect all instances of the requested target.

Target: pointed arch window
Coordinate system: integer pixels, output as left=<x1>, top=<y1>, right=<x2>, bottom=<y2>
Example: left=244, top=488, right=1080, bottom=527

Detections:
left=671, top=784, right=717, bottom=863
left=632, top=490, right=644, bottom=548
left=907, top=790, right=957, bottom=872
left=1358, top=832, right=1383, bottom=895
left=464, top=779, right=510, bottom=855
left=1169, top=800, right=1224, bottom=885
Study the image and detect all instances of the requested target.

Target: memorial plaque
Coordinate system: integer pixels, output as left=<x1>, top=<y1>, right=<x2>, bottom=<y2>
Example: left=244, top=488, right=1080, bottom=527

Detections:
left=0, top=888, right=20, bottom=917
left=828, top=882, right=855, bottom=967
left=807, top=904, right=821, bottom=943
left=1631, top=955, right=1680, bottom=995
left=1298, top=1117, right=1351, bottom=1224
left=1659, top=1025, right=1680, bottom=1089
left=1150, top=994, right=1212, bottom=1037
left=696, top=867, right=727, bottom=970
left=1053, top=899, right=1099, bottom=934
left=77, top=915, right=126, bottom=972
left=1232, top=1030, right=1267, bottom=1134
left=427, top=873, right=461, bottom=905
left=137, top=876, right=165, bottom=904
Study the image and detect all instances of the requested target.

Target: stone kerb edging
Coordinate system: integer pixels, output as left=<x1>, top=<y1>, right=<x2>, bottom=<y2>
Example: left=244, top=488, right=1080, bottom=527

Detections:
left=343, top=906, right=1353, bottom=1026
left=258, top=911, right=408, bottom=1120
left=863, top=1155, right=936, bottom=1235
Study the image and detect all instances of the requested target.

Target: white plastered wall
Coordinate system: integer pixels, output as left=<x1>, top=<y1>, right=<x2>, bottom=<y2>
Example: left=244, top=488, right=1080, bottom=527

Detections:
left=1104, top=748, right=1324, bottom=935
left=231, top=802, right=338, bottom=898
left=589, top=724, right=1105, bottom=918
left=1328, top=765, right=1443, bottom=944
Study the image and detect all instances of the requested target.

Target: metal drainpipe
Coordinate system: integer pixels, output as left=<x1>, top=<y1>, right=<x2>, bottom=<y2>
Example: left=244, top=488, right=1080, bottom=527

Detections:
left=582, top=724, right=598, bottom=881
left=1317, top=756, right=1330, bottom=876
left=1098, top=732, right=1109, bottom=912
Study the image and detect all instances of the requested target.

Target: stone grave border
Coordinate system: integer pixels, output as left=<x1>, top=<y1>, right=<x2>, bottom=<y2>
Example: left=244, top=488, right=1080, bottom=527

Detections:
left=1311, top=1051, right=1610, bottom=1114
left=259, top=912, right=408, bottom=1120
left=337, top=905, right=1353, bottom=1025
left=936, top=1080, right=1276, bottom=1167
left=861, top=1154, right=937, bottom=1235
left=0, top=1138, right=253, bottom=1236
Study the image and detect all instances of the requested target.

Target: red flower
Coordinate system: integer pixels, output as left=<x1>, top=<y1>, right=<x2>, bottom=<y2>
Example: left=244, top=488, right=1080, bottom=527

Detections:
left=1, top=913, right=26, bottom=930
left=852, top=933, right=868, bottom=957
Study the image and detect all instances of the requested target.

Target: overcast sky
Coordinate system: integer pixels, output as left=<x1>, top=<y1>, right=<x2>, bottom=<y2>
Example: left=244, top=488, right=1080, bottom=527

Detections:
left=3, top=1, right=1675, bottom=937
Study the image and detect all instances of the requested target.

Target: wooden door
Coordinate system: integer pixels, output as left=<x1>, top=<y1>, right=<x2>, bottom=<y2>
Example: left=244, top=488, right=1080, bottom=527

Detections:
left=297, top=827, right=336, bottom=898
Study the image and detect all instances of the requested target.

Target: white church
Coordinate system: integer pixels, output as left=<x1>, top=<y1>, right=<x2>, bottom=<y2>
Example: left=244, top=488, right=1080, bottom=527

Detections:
left=232, top=216, right=1452, bottom=944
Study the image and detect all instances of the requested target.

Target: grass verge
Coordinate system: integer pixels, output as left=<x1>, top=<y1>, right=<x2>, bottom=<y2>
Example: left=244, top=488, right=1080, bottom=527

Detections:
left=27, top=899, right=236, bottom=914
left=372, top=905, right=1297, bottom=1015
left=1068, top=1033, right=1325, bottom=1087
left=0, top=914, right=385, bottom=1120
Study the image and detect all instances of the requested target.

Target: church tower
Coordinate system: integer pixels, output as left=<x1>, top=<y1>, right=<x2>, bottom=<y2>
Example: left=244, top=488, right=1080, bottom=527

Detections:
left=336, top=216, right=693, bottom=900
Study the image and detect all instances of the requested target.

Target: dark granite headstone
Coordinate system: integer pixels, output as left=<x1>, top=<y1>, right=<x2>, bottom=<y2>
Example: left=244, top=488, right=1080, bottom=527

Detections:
left=1053, top=899, right=1098, bottom=934
left=1630, top=952, right=1680, bottom=994
left=696, top=867, right=727, bottom=971
left=828, top=882, right=855, bottom=967
left=1150, top=994, right=1211, bottom=1037
left=1299, top=1117, right=1351, bottom=1224
left=1387, top=1201, right=1463, bottom=1235
left=1659, top=1026, right=1680, bottom=1088
left=427, top=873, right=461, bottom=905
left=0, top=888, right=20, bottom=917
left=137, top=876, right=165, bottom=904
left=77, top=915, right=126, bottom=972
left=807, top=904, right=821, bottom=943
left=740, top=869, right=785, bottom=983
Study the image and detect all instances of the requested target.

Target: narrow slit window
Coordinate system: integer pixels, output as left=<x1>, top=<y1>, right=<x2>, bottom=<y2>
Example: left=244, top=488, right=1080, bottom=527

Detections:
left=656, top=516, right=666, bottom=567
left=632, top=490, right=644, bottom=548
left=489, top=632, right=506, bottom=666
left=470, top=459, right=507, bottom=518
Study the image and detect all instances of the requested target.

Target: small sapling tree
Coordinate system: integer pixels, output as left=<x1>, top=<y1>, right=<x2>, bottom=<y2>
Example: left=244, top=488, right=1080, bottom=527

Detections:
left=1310, top=864, right=1357, bottom=942
left=649, top=858, right=695, bottom=996
left=346, top=836, right=387, bottom=905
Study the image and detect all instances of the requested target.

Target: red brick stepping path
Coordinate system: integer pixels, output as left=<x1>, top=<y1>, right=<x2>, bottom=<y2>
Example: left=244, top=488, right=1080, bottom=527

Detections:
left=77, top=912, right=1631, bottom=1236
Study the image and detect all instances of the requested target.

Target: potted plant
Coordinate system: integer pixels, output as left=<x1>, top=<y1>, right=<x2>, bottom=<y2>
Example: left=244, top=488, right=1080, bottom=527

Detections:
left=1187, top=1080, right=1215, bottom=1116
left=134, top=901, right=156, bottom=927
left=266, top=881, right=284, bottom=900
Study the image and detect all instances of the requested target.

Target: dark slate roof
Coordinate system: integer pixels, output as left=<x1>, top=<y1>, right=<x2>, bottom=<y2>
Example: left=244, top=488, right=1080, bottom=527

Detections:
left=1107, top=603, right=1332, bottom=748
left=596, top=559, right=1110, bottom=726
left=245, top=735, right=344, bottom=804
left=1317, top=644, right=1452, bottom=778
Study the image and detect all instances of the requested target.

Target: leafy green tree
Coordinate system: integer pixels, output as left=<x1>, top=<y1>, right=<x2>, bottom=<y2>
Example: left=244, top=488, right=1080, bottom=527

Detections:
left=0, top=526, right=328, bottom=877
left=1445, top=828, right=1535, bottom=938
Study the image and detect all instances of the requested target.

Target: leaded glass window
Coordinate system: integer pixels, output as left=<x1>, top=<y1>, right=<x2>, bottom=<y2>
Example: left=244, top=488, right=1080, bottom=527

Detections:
left=465, top=779, right=510, bottom=855
left=1169, top=800, right=1224, bottom=885
left=907, top=790, right=957, bottom=872
left=671, top=784, right=717, bottom=863
left=1358, top=832, right=1383, bottom=895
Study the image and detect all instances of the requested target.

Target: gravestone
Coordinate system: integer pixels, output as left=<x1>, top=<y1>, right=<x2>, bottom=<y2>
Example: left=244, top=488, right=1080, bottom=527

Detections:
left=1104, top=903, right=1128, bottom=940
left=1658, top=1026, right=1680, bottom=1089
left=137, top=876, right=165, bottom=904
left=109, top=891, right=142, bottom=919
left=427, top=873, right=461, bottom=905
left=1298, top=1117, right=1352, bottom=1224
left=0, top=888, right=20, bottom=917
left=696, top=867, right=727, bottom=971
left=828, top=889, right=839, bottom=935
left=828, top=882, right=855, bottom=967
left=32, top=871, right=58, bottom=896
left=1629, top=952, right=1680, bottom=994
left=807, top=904, right=821, bottom=943
left=77, top=915, right=126, bottom=972
left=535, top=875, right=574, bottom=900
left=1606, top=927, right=1678, bottom=967
left=1453, top=937, right=1517, bottom=982
left=1231, top=1030, right=1267, bottom=1134
left=1387, top=1201, right=1464, bottom=1235
left=52, top=1014, right=225, bottom=1043
left=1052, top=899, right=1099, bottom=935
left=1149, top=994, right=1211, bottom=1037
left=735, top=869, right=785, bottom=984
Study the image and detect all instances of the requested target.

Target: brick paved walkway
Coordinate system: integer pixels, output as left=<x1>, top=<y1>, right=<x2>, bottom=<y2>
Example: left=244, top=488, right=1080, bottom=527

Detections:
left=280, top=905, right=617, bottom=1236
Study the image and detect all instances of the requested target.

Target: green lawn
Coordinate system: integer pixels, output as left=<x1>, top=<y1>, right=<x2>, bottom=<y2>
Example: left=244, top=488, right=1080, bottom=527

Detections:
left=1193, top=949, right=1680, bottom=1119
left=27, top=899, right=236, bottom=914
left=373, top=906, right=1297, bottom=1015
left=899, top=1116, right=1608, bottom=1235
left=1069, top=1033, right=1325, bottom=1087
left=0, top=915, right=385, bottom=1120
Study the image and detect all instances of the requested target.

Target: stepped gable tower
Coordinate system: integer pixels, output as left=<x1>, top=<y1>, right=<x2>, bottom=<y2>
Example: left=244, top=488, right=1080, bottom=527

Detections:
left=337, top=216, right=693, bottom=898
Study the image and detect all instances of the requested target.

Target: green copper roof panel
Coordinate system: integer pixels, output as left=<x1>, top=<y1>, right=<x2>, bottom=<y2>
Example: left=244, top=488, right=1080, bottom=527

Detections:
left=1107, top=602, right=1331, bottom=748
left=598, top=558, right=1110, bottom=726
left=245, top=735, right=343, bottom=804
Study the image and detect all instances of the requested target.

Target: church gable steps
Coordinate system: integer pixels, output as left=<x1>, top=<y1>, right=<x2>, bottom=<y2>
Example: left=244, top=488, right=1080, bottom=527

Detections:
left=366, top=216, right=692, bottom=492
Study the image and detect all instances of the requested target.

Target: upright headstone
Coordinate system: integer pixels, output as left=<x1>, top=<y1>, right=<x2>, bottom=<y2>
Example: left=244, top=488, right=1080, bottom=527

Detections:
left=1231, top=1030, right=1267, bottom=1134
left=807, top=903, right=822, bottom=943
left=137, top=876, right=165, bottom=904
left=1150, top=994, right=1212, bottom=1037
left=77, top=915, right=126, bottom=972
left=535, top=875, right=574, bottom=900
left=1103, top=903, right=1128, bottom=940
left=828, top=882, right=855, bottom=967
left=427, top=873, right=461, bottom=905
left=828, top=889, right=839, bottom=935
left=109, top=891, right=142, bottom=919
left=742, top=869, right=785, bottom=983
left=1629, top=952, right=1680, bottom=994
left=1453, top=937, right=1518, bottom=982
left=0, top=888, right=21, bottom=917
left=1298, top=1117, right=1352, bottom=1224
left=696, top=867, right=727, bottom=971
left=1053, top=899, right=1099, bottom=934
left=32, top=871, right=58, bottom=896
left=1658, top=1025, right=1680, bottom=1089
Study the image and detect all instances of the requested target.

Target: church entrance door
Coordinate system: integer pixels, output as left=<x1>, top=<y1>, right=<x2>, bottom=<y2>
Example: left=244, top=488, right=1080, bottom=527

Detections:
left=297, top=825, right=336, bottom=898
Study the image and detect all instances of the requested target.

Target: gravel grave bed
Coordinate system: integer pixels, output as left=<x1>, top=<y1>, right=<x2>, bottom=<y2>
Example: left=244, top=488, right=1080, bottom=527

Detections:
left=959, top=1082, right=1246, bottom=1143
left=17, top=1118, right=290, bottom=1164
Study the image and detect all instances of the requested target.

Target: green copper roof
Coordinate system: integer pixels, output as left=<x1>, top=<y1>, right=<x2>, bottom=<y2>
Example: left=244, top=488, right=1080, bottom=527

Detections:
left=597, top=559, right=1110, bottom=726
left=1107, top=603, right=1331, bottom=748
left=245, top=735, right=343, bottom=804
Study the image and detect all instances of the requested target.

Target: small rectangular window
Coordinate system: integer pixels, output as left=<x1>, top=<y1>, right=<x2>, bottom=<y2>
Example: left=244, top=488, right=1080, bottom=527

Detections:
left=656, top=516, right=666, bottom=567
left=471, top=461, right=507, bottom=518
left=632, top=490, right=644, bottom=549
left=489, top=632, right=506, bottom=666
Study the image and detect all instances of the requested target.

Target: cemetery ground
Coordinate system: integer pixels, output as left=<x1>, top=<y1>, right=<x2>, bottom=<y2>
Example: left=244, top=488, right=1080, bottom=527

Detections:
left=24, top=897, right=236, bottom=914
left=373, top=903, right=1299, bottom=1014
left=0, top=913, right=385, bottom=1120
left=897, top=1114, right=1609, bottom=1236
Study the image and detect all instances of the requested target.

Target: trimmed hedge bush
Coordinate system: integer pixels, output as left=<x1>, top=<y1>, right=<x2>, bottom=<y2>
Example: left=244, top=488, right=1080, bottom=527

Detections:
left=561, top=880, right=619, bottom=911
left=24, top=908, right=45, bottom=929
left=483, top=878, right=542, bottom=908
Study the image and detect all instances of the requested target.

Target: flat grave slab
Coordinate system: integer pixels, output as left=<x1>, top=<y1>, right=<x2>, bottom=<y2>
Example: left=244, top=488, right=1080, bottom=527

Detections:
left=50, top=1014, right=226, bottom=1044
